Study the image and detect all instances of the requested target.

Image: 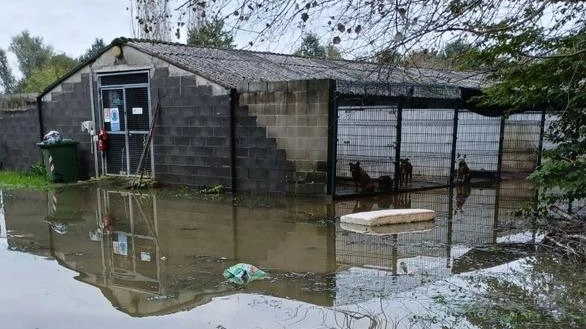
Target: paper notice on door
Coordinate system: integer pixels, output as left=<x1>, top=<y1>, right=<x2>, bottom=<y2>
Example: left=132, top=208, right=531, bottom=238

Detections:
left=132, top=107, right=143, bottom=115
left=140, top=251, right=152, bottom=262
left=104, top=108, right=111, bottom=122
left=110, top=108, right=120, bottom=131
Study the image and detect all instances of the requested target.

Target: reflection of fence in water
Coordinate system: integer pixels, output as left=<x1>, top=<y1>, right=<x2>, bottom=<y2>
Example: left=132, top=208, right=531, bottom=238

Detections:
left=451, top=187, right=497, bottom=245
left=335, top=184, right=538, bottom=270
left=335, top=189, right=450, bottom=271
left=334, top=189, right=449, bottom=218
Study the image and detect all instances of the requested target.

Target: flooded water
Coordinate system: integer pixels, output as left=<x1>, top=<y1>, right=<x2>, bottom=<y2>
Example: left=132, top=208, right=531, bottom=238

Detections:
left=0, top=180, right=557, bottom=328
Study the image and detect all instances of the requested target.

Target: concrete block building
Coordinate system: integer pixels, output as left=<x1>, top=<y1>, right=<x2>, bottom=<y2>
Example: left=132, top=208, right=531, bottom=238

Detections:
left=1, top=38, right=545, bottom=196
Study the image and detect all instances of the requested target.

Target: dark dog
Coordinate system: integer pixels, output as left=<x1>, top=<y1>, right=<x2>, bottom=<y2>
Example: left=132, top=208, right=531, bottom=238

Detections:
left=399, top=159, right=413, bottom=186
left=378, top=175, right=394, bottom=191
left=455, top=184, right=471, bottom=214
left=456, top=154, right=471, bottom=184
left=349, top=162, right=375, bottom=192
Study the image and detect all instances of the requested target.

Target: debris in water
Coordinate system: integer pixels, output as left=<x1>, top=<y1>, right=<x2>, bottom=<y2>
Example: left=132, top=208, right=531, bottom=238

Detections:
left=200, top=185, right=226, bottom=194
left=223, top=263, right=266, bottom=285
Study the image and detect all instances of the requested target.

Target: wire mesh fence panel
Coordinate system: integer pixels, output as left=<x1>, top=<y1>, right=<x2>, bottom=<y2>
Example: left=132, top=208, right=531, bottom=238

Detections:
left=129, top=134, right=151, bottom=176
left=456, top=110, right=501, bottom=175
left=106, top=134, right=127, bottom=175
left=541, top=113, right=559, bottom=163
left=400, top=108, right=455, bottom=184
left=336, top=105, right=398, bottom=190
left=502, top=111, right=543, bottom=173
left=125, top=87, right=151, bottom=176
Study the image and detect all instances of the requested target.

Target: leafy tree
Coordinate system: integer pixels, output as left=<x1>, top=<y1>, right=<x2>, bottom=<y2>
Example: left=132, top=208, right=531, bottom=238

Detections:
left=293, top=33, right=343, bottom=59
left=404, top=40, right=482, bottom=70
left=477, top=29, right=586, bottom=209
left=294, top=33, right=326, bottom=58
left=443, top=39, right=480, bottom=70
left=404, top=48, right=443, bottom=69
left=9, top=31, right=54, bottom=80
left=375, top=49, right=402, bottom=66
left=187, top=19, right=235, bottom=49
left=325, top=44, right=342, bottom=60
left=78, top=38, right=106, bottom=63
left=0, top=49, right=16, bottom=93
left=23, top=54, right=77, bottom=93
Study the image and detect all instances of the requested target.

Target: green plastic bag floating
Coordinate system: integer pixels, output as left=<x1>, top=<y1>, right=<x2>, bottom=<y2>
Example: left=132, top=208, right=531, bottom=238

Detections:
left=223, top=263, right=266, bottom=285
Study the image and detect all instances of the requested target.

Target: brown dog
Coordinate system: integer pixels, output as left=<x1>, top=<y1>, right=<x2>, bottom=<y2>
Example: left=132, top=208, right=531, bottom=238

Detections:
left=349, top=162, right=375, bottom=192
left=378, top=175, right=394, bottom=191
left=399, top=159, right=413, bottom=186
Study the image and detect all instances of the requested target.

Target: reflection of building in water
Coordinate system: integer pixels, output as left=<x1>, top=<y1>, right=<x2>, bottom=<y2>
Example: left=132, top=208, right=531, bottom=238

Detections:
left=2, top=182, right=539, bottom=313
left=4, top=186, right=336, bottom=316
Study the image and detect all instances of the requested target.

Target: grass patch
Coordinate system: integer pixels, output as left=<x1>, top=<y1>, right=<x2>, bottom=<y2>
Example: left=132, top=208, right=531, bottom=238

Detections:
left=0, top=171, right=51, bottom=189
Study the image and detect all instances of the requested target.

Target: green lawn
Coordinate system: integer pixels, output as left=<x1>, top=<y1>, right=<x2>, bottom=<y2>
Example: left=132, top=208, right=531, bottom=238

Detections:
left=0, top=171, right=51, bottom=189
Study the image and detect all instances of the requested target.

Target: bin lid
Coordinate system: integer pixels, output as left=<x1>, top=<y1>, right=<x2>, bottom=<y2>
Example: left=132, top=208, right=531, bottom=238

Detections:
left=36, top=139, right=79, bottom=148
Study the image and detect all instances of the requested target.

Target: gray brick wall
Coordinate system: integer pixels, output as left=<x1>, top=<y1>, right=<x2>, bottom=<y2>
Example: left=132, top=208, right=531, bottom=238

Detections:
left=42, top=73, right=94, bottom=180
left=151, top=68, right=295, bottom=193
left=233, top=106, right=295, bottom=193
left=237, top=80, right=333, bottom=195
left=29, top=67, right=299, bottom=193
left=0, top=107, right=41, bottom=171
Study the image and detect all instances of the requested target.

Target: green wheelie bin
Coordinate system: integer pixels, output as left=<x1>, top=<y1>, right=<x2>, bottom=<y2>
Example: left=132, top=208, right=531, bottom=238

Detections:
left=36, top=140, right=80, bottom=183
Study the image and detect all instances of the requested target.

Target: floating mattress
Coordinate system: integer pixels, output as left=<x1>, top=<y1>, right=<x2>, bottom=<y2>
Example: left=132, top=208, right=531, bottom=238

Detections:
left=340, top=209, right=436, bottom=226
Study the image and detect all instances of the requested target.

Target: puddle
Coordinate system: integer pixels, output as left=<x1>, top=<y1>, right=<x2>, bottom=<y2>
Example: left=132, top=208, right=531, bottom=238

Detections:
left=0, top=180, right=579, bottom=328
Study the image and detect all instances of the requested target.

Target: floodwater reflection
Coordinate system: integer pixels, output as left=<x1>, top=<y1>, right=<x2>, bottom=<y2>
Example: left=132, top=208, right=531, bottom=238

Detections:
left=0, top=180, right=538, bottom=328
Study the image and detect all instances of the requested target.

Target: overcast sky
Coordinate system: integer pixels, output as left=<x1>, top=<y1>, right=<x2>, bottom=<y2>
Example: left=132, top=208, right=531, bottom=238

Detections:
left=0, top=0, right=131, bottom=56
left=0, top=0, right=300, bottom=73
left=0, top=0, right=134, bottom=76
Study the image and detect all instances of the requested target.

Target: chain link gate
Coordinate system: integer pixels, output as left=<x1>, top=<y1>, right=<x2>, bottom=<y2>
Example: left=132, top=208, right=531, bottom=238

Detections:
left=98, top=72, right=152, bottom=177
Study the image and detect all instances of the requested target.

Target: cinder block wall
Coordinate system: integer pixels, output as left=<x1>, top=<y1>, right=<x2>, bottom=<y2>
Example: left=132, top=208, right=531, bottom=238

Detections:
left=238, top=80, right=332, bottom=195
left=152, top=68, right=233, bottom=188
left=151, top=68, right=295, bottom=193
left=0, top=95, right=41, bottom=171
left=42, top=73, right=95, bottom=180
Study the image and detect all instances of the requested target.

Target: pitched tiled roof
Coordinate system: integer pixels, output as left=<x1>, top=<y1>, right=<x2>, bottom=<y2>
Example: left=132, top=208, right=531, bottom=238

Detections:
left=126, top=40, right=485, bottom=93
left=39, top=38, right=486, bottom=99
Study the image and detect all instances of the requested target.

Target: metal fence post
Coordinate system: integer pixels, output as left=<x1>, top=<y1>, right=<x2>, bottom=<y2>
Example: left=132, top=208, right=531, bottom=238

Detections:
left=394, top=98, right=403, bottom=189
left=327, top=80, right=338, bottom=196
left=229, top=88, right=238, bottom=192
left=536, top=108, right=547, bottom=168
left=496, top=115, right=506, bottom=180
left=449, top=103, right=459, bottom=186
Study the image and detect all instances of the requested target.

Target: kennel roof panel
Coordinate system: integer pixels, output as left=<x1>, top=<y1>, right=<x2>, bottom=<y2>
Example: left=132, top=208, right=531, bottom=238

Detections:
left=127, top=40, right=485, bottom=90
left=39, top=38, right=487, bottom=98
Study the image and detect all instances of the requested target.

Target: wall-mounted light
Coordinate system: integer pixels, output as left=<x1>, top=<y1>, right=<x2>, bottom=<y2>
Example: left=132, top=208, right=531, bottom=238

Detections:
left=111, top=45, right=123, bottom=59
